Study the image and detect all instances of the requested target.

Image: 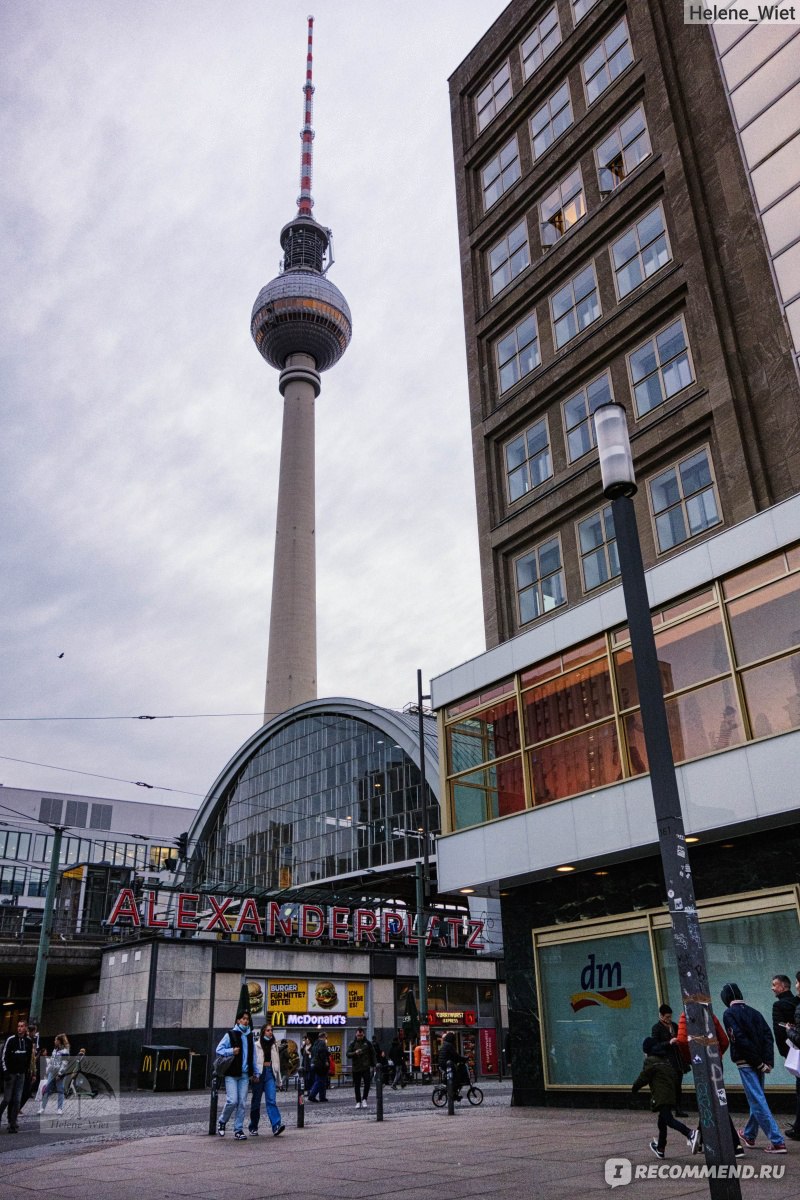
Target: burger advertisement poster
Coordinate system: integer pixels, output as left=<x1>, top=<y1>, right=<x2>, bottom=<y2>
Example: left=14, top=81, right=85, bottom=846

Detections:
left=246, top=977, right=367, bottom=1017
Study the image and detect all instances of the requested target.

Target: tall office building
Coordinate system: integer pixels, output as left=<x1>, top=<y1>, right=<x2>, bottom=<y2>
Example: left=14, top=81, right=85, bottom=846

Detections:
left=251, top=17, right=352, bottom=720
left=434, top=1, right=800, bottom=1105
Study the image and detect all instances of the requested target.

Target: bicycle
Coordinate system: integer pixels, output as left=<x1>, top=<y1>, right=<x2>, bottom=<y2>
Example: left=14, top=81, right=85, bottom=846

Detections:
left=431, top=1068, right=483, bottom=1107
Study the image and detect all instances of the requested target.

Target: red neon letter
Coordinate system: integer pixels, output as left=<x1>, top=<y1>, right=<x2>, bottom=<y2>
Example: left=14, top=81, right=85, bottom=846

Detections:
left=265, top=902, right=293, bottom=937
left=446, top=917, right=462, bottom=947
left=146, top=891, right=168, bottom=928
left=106, top=888, right=140, bottom=926
left=176, top=893, right=199, bottom=930
left=205, top=895, right=234, bottom=932
left=331, top=907, right=350, bottom=941
left=355, top=908, right=378, bottom=943
left=300, top=905, right=325, bottom=939
left=466, top=920, right=486, bottom=950
left=235, top=898, right=263, bottom=934
left=381, top=911, right=404, bottom=942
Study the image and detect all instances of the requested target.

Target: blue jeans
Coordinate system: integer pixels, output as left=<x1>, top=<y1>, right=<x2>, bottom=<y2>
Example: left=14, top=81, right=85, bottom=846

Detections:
left=220, top=1074, right=249, bottom=1133
left=738, top=1065, right=784, bottom=1145
left=41, top=1075, right=65, bottom=1113
left=250, top=1067, right=281, bottom=1132
left=2, top=1074, right=25, bottom=1128
left=308, top=1071, right=328, bottom=1101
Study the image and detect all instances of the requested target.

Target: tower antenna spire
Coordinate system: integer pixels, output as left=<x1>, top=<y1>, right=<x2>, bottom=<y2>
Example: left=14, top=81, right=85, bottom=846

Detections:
left=297, top=15, right=315, bottom=217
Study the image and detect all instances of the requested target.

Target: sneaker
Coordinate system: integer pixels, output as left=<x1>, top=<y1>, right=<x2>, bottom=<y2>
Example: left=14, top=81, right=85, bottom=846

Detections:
left=689, top=1129, right=702, bottom=1155
left=734, top=1145, right=745, bottom=1159
left=784, top=1127, right=800, bottom=1141
left=649, top=1141, right=665, bottom=1159
left=355, top=1101, right=362, bottom=1108
left=37, top=1107, right=44, bottom=1116
left=361, top=1099, right=368, bottom=1108
left=272, top=1124, right=285, bottom=1137
left=763, top=1143, right=787, bottom=1155
left=233, top=1131, right=247, bottom=1141
left=739, top=1129, right=756, bottom=1148
left=248, top=1127, right=259, bottom=1135
left=217, top=1122, right=226, bottom=1137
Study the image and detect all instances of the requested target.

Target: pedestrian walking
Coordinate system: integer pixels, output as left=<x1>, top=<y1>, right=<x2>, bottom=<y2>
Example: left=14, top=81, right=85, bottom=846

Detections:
left=249, top=1024, right=285, bottom=1137
left=413, top=1041, right=422, bottom=1081
left=632, top=1036, right=697, bottom=1159
left=772, top=970, right=800, bottom=1142
left=1, top=1019, right=33, bottom=1133
left=650, top=1004, right=688, bottom=1115
left=720, top=981, right=786, bottom=1154
left=38, top=1034, right=71, bottom=1116
left=215, top=1008, right=256, bottom=1141
left=389, top=1031, right=407, bottom=1089
left=300, top=1035, right=313, bottom=1090
left=346, top=1026, right=375, bottom=1108
left=675, top=1010, right=744, bottom=1157
left=307, top=1032, right=330, bottom=1102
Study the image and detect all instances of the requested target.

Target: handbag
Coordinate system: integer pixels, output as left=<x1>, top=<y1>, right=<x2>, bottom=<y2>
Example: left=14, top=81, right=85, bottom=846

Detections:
left=785, top=1044, right=800, bottom=1079
left=213, top=1054, right=236, bottom=1077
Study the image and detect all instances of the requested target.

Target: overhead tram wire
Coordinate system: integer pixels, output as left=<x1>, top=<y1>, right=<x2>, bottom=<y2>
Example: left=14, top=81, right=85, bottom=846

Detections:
left=0, top=711, right=266, bottom=722
left=0, top=754, right=204, bottom=798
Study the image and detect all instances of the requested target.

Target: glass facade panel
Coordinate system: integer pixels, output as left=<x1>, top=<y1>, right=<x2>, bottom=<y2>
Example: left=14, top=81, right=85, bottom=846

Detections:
left=727, top=572, right=800, bottom=667
left=482, top=137, right=521, bottom=210
left=523, top=656, right=614, bottom=743
left=741, top=650, right=800, bottom=738
left=539, top=931, right=658, bottom=1084
left=531, top=83, right=573, bottom=159
left=452, top=758, right=525, bottom=830
left=530, top=720, right=620, bottom=801
left=447, top=696, right=520, bottom=772
left=624, top=682, right=743, bottom=773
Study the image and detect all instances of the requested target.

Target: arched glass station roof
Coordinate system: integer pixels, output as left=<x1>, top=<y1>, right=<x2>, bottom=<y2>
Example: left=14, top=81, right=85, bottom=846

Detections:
left=186, top=698, right=439, bottom=899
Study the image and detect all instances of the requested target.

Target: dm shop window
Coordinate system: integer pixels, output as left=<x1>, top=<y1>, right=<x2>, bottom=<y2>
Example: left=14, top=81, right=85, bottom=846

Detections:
left=531, top=81, right=573, bottom=160
left=595, top=106, right=652, bottom=197
left=582, top=18, right=633, bottom=105
left=481, top=136, right=521, bottom=211
left=540, top=167, right=586, bottom=247
left=476, top=61, right=512, bottom=133
left=496, top=312, right=540, bottom=393
left=489, top=220, right=530, bottom=297
left=514, top=537, right=566, bottom=625
left=563, top=370, right=614, bottom=462
left=611, top=205, right=671, bottom=299
left=648, top=447, right=721, bottom=554
left=550, top=263, right=601, bottom=349
left=627, top=317, right=693, bottom=417
left=504, top=417, right=552, bottom=502
left=521, top=6, right=561, bottom=80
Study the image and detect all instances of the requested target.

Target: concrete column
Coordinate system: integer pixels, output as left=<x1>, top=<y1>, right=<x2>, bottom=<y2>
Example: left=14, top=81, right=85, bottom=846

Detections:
left=264, top=352, right=321, bottom=721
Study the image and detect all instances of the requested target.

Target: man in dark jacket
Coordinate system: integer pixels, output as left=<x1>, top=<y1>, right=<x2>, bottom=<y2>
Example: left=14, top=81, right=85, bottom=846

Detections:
left=632, top=1037, right=696, bottom=1159
left=438, top=1031, right=469, bottom=1099
left=346, top=1027, right=376, bottom=1108
left=307, top=1033, right=330, bottom=1102
left=720, top=982, right=786, bottom=1154
left=651, top=1004, right=688, bottom=1116
left=1, top=1020, right=33, bottom=1133
left=772, top=972, right=800, bottom=1141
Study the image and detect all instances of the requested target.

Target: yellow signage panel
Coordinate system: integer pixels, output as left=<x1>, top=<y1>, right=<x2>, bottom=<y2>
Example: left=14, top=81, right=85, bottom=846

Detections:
left=268, top=979, right=309, bottom=1012
left=346, top=982, right=366, bottom=1017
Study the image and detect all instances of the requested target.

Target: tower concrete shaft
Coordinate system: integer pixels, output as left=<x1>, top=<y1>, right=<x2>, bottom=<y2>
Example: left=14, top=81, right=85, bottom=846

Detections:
left=264, top=354, right=320, bottom=720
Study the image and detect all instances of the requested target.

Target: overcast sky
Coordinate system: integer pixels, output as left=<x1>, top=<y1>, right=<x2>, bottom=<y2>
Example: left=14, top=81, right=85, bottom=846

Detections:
left=1, top=0, right=509, bottom=811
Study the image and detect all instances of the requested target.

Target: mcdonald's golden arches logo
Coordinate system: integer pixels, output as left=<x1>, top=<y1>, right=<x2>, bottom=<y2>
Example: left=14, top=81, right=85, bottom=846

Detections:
left=269, top=1010, right=287, bottom=1026
left=142, top=1054, right=153, bottom=1072
left=175, top=1057, right=188, bottom=1071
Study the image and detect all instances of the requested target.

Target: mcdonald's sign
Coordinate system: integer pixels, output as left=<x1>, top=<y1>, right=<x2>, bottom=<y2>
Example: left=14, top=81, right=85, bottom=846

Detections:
left=175, top=1057, right=189, bottom=1072
left=269, top=1010, right=287, bottom=1026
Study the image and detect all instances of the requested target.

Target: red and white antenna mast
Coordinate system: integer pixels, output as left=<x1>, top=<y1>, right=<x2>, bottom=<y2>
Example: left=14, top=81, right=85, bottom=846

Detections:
left=297, top=15, right=315, bottom=217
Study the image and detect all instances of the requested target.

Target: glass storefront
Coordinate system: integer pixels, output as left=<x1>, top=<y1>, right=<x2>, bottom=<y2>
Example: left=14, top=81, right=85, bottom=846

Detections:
left=534, top=891, right=800, bottom=1090
left=396, top=979, right=500, bottom=1076
left=443, top=544, right=800, bottom=831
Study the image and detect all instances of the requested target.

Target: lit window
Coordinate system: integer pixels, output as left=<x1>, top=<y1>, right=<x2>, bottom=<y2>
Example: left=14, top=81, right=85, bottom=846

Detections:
left=476, top=61, right=512, bottom=132
left=563, top=371, right=614, bottom=461
left=504, top=418, right=552, bottom=502
left=582, top=19, right=633, bottom=105
left=481, top=136, right=521, bottom=211
left=572, top=0, right=600, bottom=24
left=628, top=318, right=693, bottom=416
left=531, top=81, right=573, bottom=160
left=649, top=448, right=721, bottom=552
left=515, top=538, right=566, bottom=625
left=550, top=263, right=601, bottom=349
left=540, top=167, right=586, bottom=247
left=521, top=6, right=561, bottom=80
left=496, top=313, right=540, bottom=393
left=489, top=220, right=530, bottom=297
left=612, top=205, right=671, bottom=298
left=595, top=106, right=652, bottom=197
left=578, top=505, right=620, bottom=591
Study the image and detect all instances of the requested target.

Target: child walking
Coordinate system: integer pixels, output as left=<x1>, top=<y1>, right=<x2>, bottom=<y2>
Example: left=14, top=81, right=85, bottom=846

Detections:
left=632, top=1036, right=698, bottom=1158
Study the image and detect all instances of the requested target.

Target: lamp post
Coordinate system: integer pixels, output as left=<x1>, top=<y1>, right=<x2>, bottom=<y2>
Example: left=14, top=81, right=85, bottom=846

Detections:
left=594, top=402, right=740, bottom=1200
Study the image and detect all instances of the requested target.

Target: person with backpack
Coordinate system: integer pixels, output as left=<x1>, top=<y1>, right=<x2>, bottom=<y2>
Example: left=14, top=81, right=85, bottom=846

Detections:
left=632, top=1036, right=697, bottom=1159
left=720, top=982, right=786, bottom=1155
left=215, top=1008, right=256, bottom=1141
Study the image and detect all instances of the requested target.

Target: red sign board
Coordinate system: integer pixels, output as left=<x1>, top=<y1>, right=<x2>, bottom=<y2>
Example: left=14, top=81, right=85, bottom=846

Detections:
left=426, top=1010, right=477, bottom=1026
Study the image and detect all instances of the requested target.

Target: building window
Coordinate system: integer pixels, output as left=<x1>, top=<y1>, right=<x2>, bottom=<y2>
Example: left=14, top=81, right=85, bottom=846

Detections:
left=595, top=106, right=652, bottom=197
left=572, top=0, right=600, bottom=25
left=489, top=220, right=530, bottom=297
left=550, top=263, right=601, bottom=349
left=611, top=205, right=671, bottom=299
left=521, top=6, right=561, bottom=80
left=515, top=538, right=566, bottom=625
left=481, top=136, right=521, bottom=211
left=496, top=313, right=540, bottom=393
left=582, top=18, right=633, bottom=105
left=578, top=505, right=619, bottom=591
left=649, top=448, right=721, bottom=553
left=628, top=317, right=693, bottom=417
left=505, top=418, right=552, bottom=502
left=531, top=81, right=573, bottom=160
left=540, top=167, right=586, bottom=247
left=563, top=371, right=613, bottom=462
left=476, top=61, right=512, bottom=132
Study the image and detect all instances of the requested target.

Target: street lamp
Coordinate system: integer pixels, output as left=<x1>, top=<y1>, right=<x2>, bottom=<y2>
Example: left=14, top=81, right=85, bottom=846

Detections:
left=594, top=402, right=740, bottom=1200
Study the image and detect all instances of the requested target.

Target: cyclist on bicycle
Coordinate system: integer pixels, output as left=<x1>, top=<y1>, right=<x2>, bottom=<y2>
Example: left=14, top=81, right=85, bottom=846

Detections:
left=437, top=1032, right=469, bottom=1100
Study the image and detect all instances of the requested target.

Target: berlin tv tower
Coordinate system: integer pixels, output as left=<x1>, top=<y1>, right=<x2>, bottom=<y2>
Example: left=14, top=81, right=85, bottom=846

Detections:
left=251, top=16, right=352, bottom=722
